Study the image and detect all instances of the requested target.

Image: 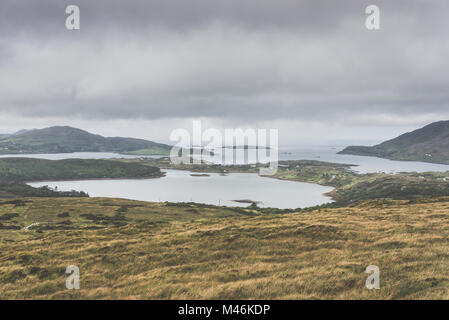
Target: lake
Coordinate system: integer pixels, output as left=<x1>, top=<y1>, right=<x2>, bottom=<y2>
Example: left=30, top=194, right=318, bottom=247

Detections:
left=276, top=146, right=449, bottom=173
left=28, top=169, right=335, bottom=209
left=13, top=147, right=449, bottom=208
left=2, top=146, right=449, bottom=173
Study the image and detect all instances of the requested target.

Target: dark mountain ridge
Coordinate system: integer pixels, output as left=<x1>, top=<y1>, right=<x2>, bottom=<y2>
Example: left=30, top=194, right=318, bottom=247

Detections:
left=0, top=126, right=171, bottom=155
left=339, top=120, right=449, bottom=164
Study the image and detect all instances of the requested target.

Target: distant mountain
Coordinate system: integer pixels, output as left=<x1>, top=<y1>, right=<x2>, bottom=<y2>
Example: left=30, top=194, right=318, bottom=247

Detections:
left=339, top=121, right=449, bottom=164
left=0, top=126, right=171, bottom=155
left=13, top=129, right=32, bottom=135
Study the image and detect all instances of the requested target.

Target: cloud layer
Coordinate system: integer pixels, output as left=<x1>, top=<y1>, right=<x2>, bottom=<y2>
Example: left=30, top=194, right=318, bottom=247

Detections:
left=0, top=0, right=448, bottom=143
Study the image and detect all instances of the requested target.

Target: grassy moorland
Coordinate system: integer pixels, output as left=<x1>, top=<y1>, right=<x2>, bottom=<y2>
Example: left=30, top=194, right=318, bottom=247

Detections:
left=1, top=156, right=449, bottom=299
left=1, top=197, right=449, bottom=299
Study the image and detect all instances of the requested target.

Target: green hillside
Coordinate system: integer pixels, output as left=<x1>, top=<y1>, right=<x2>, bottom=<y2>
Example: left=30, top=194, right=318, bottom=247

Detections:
left=339, top=121, right=449, bottom=164
left=0, top=158, right=162, bottom=182
left=0, top=126, right=171, bottom=155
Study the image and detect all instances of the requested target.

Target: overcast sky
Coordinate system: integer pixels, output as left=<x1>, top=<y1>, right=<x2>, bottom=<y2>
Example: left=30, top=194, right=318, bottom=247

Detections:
left=0, top=0, right=448, bottom=146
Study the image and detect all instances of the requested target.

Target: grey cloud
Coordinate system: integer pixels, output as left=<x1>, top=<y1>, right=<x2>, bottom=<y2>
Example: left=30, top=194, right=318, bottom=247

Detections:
left=2, top=0, right=447, bottom=36
left=0, top=0, right=448, bottom=136
left=0, top=0, right=367, bottom=35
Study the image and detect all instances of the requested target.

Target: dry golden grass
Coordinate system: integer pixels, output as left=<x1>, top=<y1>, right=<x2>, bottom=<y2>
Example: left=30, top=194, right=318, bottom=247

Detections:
left=1, top=197, right=449, bottom=299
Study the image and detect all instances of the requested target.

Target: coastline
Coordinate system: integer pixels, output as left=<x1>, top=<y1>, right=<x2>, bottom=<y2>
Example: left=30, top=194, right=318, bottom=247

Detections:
left=259, top=174, right=338, bottom=201
left=25, top=172, right=166, bottom=184
left=25, top=168, right=335, bottom=209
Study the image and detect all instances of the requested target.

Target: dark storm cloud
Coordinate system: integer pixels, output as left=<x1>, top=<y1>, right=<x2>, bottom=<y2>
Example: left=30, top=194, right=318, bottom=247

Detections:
left=0, top=0, right=449, bottom=128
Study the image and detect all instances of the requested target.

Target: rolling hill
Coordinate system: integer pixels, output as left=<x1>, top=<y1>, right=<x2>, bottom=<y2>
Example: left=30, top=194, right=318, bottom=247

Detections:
left=339, top=120, right=449, bottom=164
left=0, top=126, right=171, bottom=155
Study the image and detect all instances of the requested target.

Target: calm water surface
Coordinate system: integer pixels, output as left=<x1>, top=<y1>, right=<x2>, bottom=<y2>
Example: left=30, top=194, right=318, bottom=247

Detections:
left=277, top=146, right=449, bottom=173
left=3, top=147, right=449, bottom=173
left=17, top=147, right=449, bottom=208
left=28, top=169, right=334, bottom=209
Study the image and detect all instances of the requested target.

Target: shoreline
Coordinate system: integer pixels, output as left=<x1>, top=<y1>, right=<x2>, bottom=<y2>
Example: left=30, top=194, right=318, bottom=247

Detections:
left=25, top=168, right=335, bottom=209
left=25, top=172, right=166, bottom=184
left=259, top=174, right=338, bottom=201
left=28, top=167, right=337, bottom=203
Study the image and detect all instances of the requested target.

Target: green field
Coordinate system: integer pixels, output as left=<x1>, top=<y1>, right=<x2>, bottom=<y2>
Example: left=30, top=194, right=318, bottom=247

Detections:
left=0, top=158, right=162, bottom=182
